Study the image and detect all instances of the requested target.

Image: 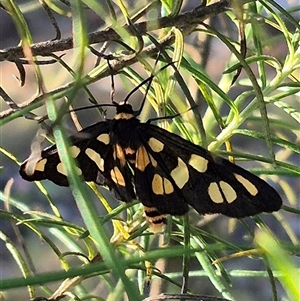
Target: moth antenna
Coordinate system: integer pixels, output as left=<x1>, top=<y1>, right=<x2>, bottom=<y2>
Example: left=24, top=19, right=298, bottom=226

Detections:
left=146, top=105, right=198, bottom=124
left=68, top=103, right=116, bottom=113
left=106, top=59, right=116, bottom=105
left=122, top=62, right=175, bottom=115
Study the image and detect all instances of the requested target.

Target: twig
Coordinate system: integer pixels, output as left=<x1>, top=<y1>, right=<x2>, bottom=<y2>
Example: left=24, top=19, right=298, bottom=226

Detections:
left=0, top=1, right=230, bottom=62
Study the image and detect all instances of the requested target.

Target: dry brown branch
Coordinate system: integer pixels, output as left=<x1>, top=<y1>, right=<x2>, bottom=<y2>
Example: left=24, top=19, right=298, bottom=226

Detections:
left=0, top=1, right=230, bottom=62
left=0, top=1, right=230, bottom=122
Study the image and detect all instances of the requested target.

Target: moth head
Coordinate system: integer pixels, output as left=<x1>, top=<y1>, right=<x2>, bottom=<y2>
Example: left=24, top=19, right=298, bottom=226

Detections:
left=115, top=101, right=134, bottom=115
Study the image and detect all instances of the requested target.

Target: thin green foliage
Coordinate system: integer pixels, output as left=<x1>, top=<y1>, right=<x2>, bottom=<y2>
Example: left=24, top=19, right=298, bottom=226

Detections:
left=0, top=1, right=299, bottom=301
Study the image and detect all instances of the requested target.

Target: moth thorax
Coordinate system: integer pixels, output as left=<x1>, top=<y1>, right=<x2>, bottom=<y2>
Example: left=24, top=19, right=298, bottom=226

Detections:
left=111, top=118, right=141, bottom=150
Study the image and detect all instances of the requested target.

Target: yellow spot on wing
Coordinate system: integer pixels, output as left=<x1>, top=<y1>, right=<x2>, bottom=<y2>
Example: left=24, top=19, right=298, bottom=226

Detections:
left=57, top=162, right=66, bottom=175
left=188, top=154, right=208, bottom=173
left=35, top=158, right=47, bottom=171
left=97, top=133, right=110, bottom=145
left=234, top=173, right=258, bottom=196
left=136, top=146, right=157, bottom=171
left=149, top=154, right=157, bottom=168
left=208, top=181, right=237, bottom=204
left=152, top=174, right=163, bottom=195
left=85, top=148, right=104, bottom=171
left=136, top=146, right=150, bottom=171
left=219, top=181, right=237, bottom=203
left=163, top=177, right=174, bottom=194
left=76, top=166, right=83, bottom=176
left=114, top=144, right=126, bottom=167
left=152, top=174, right=174, bottom=195
left=69, top=145, right=81, bottom=157
left=170, top=158, right=189, bottom=189
left=148, top=137, right=164, bottom=152
left=57, top=162, right=82, bottom=176
left=110, top=166, right=126, bottom=186
left=208, top=182, right=223, bottom=203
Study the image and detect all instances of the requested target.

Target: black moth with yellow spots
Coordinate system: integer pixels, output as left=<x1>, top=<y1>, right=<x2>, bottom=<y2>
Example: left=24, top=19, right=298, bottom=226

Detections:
left=20, top=102, right=282, bottom=230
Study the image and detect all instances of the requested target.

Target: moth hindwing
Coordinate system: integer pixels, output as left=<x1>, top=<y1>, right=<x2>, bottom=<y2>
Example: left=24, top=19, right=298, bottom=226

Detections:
left=20, top=103, right=282, bottom=228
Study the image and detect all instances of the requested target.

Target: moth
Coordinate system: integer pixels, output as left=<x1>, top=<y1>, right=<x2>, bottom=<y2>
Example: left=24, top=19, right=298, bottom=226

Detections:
left=20, top=78, right=282, bottom=231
